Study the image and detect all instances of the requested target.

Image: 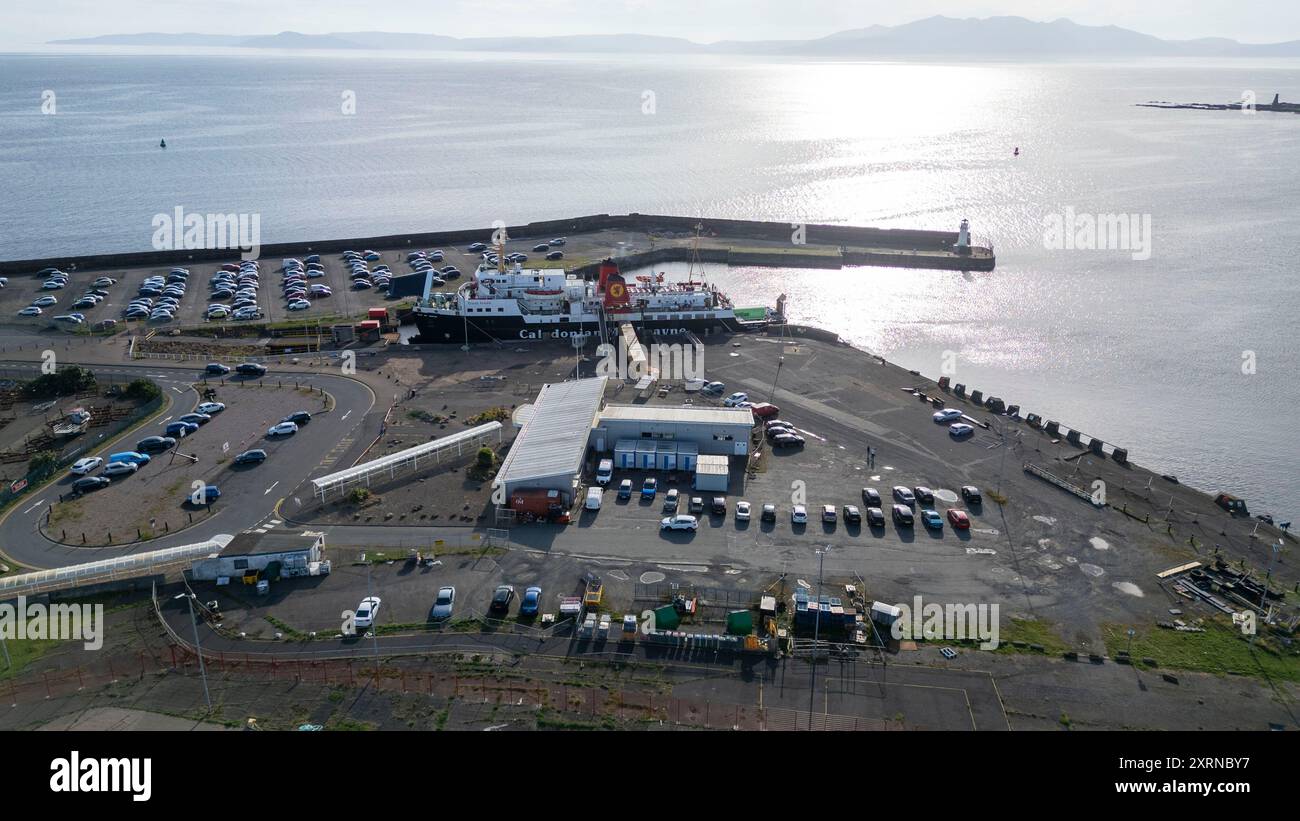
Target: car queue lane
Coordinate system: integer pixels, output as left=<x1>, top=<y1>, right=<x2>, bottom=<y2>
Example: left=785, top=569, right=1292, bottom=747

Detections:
left=0, top=361, right=376, bottom=570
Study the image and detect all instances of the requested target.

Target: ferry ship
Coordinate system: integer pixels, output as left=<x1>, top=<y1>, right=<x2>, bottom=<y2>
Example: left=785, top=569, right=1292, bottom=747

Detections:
left=411, top=254, right=779, bottom=345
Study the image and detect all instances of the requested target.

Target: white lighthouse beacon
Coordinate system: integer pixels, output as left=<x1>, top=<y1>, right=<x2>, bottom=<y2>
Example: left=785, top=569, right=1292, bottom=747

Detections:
left=955, top=218, right=972, bottom=255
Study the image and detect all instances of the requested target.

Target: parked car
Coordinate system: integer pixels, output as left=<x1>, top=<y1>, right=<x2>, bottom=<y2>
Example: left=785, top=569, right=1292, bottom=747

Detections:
left=641, top=477, right=658, bottom=499
left=949, top=423, right=975, bottom=439
left=196, top=402, right=226, bottom=414
left=431, top=586, right=455, bottom=620
left=519, top=586, right=542, bottom=617
left=617, top=479, right=633, bottom=500
left=102, top=461, right=139, bottom=477
left=267, top=421, right=298, bottom=436
left=892, top=486, right=915, bottom=505
left=920, top=509, right=944, bottom=530
left=861, top=487, right=881, bottom=506
left=660, top=514, right=698, bottom=531
left=70, top=457, right=103, bottom=475
left=771, top=433, right=805, bottom=449
left=914, top=486, right=935, bottom=506
left=711, top=496, right=727, bottom=515
left=137, top=436, right=176, bottom=452
left=165, top=421, right=199, bottom=438
left=189, top=485, right=221, bottom=504
left=235, top=362, right=267, bottom=376
left=892, top=504, right=915, bottom=527
left=723, top=392, right=749, bottom=407
left=843, top=504, right=862, bottom=524
left=933, top=408, right=963, bottom=424
left=663, top=488, right=679, bottom=513
left=17, top=307, right=42, bottom=317
left=233, top=449, right=267, bottom=465
left=866, top=507, right=887, bottom=528
left=947, top=509, right=971, bottom=529
left=107, top=452, right=150, bottom=466
left=354, top=596, right=381, bottom=630
left=489, top=584, right=515, bottom=614
left=281, top=411, right=311, bottom=425
left=735, top=501, right=751, bottom=521
left=791, top=504, right=808, bottom=525
left=204, top=363, right=231, bottom=376
left=821, top=504, right=837, bottom=524
left=961, top=486, right=983, bottom=505
left=761, top=503, right=777, bottom=522
left=72, top=476, right=111, bottom=493
left=688, top=496, right=704, bottom=514
left=178, top=412, right=211, bottom=426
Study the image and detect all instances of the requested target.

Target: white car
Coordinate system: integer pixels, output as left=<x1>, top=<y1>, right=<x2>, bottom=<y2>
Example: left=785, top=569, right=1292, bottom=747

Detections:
left=735, top=501, right=751, bottom=521
left=41, top=280, right=66, bottom=290
left=723, top=392, right=749, bottom=407
left=102, top=460, right=139, bottom=476
left=33, top=296, right=58, bottom=307
left=17, top=307, right=41, bottom=317
left=660, top=514, right=698, bottom=531
left=932, top=409, right=963, bottom=424
left=949, top=423, right=975, bottom=439
left=354, top=596, right=382, bottom=630
left=267, top=421, right=298, bottom=436
left=791, top=504, right=808, bottom=524
left=70, top=457, right=103, bottom=475
left=196, top=402, right=226, bottom=414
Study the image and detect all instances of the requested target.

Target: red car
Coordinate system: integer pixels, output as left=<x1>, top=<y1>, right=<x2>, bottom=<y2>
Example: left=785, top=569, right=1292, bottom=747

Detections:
left=749, top=402, right=781, bottom=419
left=947, top=509, right=971, bottom=529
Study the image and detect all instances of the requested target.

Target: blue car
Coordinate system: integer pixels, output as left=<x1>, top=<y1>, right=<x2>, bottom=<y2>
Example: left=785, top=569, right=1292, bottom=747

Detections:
left=188, top=485, right=221, bottom=504
left=519, top=586, right=542, bottom=617
left=920, top=509, right=944, bottom=530
left=165, top=421, right=199, bottom=438
left=108, top=451, right=151, bottom=466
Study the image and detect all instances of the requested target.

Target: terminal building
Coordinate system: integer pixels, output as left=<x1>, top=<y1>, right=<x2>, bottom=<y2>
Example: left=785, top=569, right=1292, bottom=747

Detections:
left=190, top=532, right=327, bottom=582
left=593, top=404, right=754, bottom=456
left=492, top=376, right=608, bottom=503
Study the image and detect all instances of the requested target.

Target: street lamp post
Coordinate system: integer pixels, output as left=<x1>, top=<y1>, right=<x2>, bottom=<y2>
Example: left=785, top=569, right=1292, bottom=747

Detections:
left=769, top=356, right=784, bottom=403
left=174, top=592, right=211, bottom=712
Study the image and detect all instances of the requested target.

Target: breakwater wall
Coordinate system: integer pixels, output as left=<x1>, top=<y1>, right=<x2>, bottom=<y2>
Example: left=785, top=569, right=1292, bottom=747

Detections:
left=0, top=212, right=994, bottom=275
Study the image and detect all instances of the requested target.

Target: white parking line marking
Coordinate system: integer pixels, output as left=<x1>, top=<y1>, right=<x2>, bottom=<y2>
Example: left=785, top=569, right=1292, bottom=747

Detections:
left=264, top=481, right=279, bottom=495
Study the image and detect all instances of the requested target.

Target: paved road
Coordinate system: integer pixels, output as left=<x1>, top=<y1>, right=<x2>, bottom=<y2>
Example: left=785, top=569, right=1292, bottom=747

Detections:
left=0, top=360, right=377, bottom=569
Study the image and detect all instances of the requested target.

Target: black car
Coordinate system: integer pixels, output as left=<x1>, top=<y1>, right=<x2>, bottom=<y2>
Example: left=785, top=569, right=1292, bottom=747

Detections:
left=765, top=424, right=796, bottom=440
left=914, top=486, right=935, bottom=506
left=771, top=433, right=806, bottom=449
left=532, top=243, right=550, bottom=252
left=233, top=449, right=267, bottom=465
left=545, top=251, right=564, bottom=260
left=72, top=476, right=111, bottom=493
left=205, top=363, right=231, bottom=375
left=961, top=485, right=982, bottom=505
left=892, top=504, right=914, bottom=527
left=711, top=497, right=727, bottom=515
left=861, top=487, right=881, bottom=506
left=137, top=435, right=177, bottom=452
left=489, top=584, right=515, bottom=614
left=235, top=363, right=267, bottom=376
left=843, top=505, right=862, bottom=524
left=866, top=506, right=887, bottom=528
left=761, top=503, right=777, bottom=523
left=282, top=411, right=312, bottom=425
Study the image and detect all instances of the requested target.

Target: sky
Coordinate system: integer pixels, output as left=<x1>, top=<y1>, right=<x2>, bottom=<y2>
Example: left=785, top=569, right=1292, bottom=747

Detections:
left=4, top=0, right=1300, bottom=50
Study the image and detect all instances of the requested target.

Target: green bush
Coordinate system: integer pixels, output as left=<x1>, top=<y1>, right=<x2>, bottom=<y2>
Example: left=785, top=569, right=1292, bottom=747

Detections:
left=123, top=379, right=162, bottom=402
left=27, top=450, right=59, bottom=477
left=24, top=366, right=96, bottom=399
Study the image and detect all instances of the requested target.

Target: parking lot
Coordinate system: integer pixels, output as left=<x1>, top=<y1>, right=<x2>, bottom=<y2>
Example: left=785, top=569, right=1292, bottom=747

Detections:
left=43, top=378, right=332, bottom=544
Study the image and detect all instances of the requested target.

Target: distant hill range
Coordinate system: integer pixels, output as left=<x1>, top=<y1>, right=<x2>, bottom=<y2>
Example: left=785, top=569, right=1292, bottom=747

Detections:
left=49, top=16, right=1300, bottom=57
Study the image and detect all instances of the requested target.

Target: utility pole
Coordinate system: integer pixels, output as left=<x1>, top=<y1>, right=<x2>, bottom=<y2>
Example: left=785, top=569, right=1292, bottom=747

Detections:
left=808, top=545, right=829, bottom=729
left=769, top=356, right=784, bottom=403
left=175, top=591, right=211, bottom=712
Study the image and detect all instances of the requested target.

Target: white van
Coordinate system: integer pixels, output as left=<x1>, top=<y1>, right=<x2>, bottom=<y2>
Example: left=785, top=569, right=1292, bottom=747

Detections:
left=585, top=486, right=603, bottom=511
left=595, top=459, right=614, bottom=485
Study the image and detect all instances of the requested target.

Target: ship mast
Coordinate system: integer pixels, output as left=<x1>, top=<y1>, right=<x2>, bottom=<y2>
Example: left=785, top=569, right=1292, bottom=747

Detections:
left=686, top=222, right=705, bottom=287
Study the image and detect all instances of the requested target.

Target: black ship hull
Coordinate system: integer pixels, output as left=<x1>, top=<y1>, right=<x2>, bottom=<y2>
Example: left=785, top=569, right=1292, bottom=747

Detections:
left=410, top=310, right=753, bottom=344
